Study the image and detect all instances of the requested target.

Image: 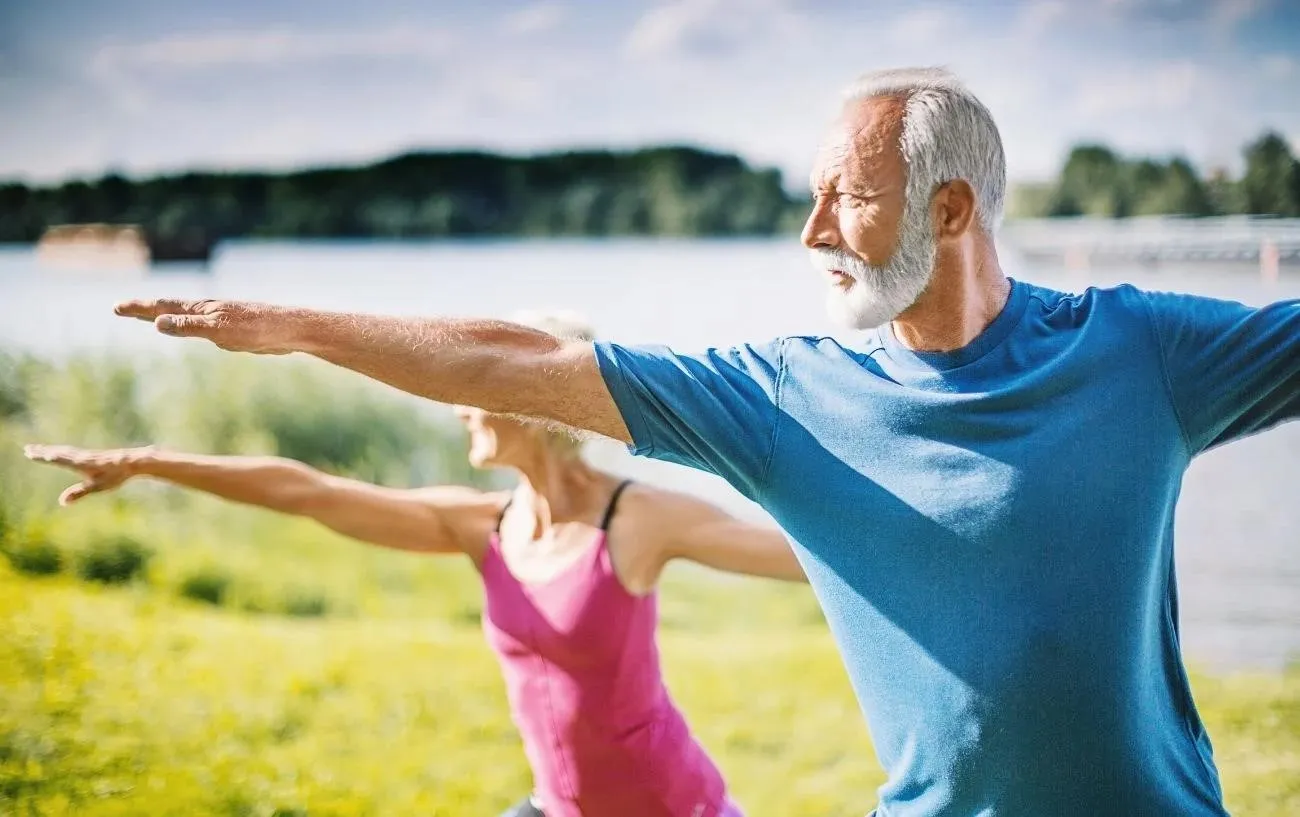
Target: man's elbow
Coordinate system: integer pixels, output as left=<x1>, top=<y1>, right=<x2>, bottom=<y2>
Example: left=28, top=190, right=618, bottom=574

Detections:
left=278, top=468, right=339, bottom=516
left=486, top=343, right=631, bottom=443
left=461, top=332, right=566, bottom=414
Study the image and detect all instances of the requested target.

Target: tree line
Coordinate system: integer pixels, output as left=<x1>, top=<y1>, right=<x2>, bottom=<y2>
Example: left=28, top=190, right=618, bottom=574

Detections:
left=0, top=147, right=808, bottom=246
left=2, top=132, right=1297, bottom=246
left=1012, top=131, right=1300, bottom=219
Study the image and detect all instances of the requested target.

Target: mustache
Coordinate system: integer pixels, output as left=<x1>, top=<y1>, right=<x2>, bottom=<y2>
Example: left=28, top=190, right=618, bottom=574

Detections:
left=809, top=248, right=869, bottom=275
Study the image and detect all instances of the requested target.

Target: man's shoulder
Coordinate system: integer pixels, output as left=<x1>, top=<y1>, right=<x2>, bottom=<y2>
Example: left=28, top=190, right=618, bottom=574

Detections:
left=769, top=334, right=870, bottom=355
left=1019, top=278, right=1148, bottom=307
left=1017, top=278, right=1157, bottom=329
left=597, top=334, right=867, bottom=361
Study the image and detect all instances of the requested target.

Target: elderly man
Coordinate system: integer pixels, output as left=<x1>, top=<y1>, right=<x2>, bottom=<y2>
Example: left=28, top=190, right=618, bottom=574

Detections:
left=117, top=68, right=1297, bottom=816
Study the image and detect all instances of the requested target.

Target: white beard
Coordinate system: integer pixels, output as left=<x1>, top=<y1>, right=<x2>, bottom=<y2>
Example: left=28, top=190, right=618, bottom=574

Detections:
left=811, top=201, right=938, bottom=331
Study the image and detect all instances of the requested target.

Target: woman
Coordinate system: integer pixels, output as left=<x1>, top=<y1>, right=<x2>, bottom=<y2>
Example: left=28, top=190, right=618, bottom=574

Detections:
left=25, top=312, right=805, bottom=817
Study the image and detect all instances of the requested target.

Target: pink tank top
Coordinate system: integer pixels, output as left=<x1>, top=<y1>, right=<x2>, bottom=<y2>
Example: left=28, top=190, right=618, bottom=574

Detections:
left=480, top=482, right=728, bottom=817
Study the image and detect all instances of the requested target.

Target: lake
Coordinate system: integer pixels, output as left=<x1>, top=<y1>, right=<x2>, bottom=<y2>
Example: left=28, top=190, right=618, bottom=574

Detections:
left=1, top=237, right=1297, bottom=673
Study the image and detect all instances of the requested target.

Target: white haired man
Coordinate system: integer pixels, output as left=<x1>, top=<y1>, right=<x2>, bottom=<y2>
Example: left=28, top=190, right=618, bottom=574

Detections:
left=115, top=68, right=1297, bottom=815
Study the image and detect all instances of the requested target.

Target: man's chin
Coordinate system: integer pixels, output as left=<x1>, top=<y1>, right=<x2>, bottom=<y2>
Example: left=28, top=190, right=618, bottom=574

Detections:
left=826, top=292, right=894, bottom=331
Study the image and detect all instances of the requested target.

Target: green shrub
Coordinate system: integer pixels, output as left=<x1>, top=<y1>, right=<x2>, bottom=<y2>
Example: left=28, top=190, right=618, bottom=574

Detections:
left=451, top=604, right=482, bottom=627
left=281, top=589, right=330, bottom=618
left=0, top=350, right=46, bottom=422
left=76, top=534, right=151, bottom=584
left=178, top=568, right=232, bottom=606
left=237, top=596, right=270, bottom=615
left=3, top=532, right=63, bottom=576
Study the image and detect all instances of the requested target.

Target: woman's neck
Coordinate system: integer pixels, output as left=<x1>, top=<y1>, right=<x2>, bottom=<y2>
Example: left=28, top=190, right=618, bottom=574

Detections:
left=508, top=445, right=612, bottom=539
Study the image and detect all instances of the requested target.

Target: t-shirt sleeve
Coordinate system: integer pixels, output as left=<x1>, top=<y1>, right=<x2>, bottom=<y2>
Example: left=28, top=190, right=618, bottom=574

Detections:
left=592, top=339, right=786, bottom=498
left=1141, top=290, right=1300, bottom=454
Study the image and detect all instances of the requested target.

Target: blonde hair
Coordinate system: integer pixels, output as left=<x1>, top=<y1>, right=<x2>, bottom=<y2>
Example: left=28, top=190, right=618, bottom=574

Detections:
left=509, top=309, right=598, bottom=453
left=510, top=309, right=596, bottom=343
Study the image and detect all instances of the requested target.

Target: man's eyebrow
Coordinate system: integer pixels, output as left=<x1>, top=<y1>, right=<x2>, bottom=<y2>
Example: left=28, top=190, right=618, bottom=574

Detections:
left=809, top=171, right=841, bottom=192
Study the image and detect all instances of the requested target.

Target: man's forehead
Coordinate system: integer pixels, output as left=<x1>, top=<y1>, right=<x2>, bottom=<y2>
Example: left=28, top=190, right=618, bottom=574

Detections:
left=811, top=95, right=906, bottom=183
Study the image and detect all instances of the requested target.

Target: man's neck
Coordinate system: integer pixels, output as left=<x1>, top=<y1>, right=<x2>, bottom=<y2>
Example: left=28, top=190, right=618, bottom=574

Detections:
left=891, top=237, right=1009, bottom=353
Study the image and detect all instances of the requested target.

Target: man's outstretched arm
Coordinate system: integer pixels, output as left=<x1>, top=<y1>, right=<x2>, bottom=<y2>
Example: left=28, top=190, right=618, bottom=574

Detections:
left=114, top=298, right=632, bottom=442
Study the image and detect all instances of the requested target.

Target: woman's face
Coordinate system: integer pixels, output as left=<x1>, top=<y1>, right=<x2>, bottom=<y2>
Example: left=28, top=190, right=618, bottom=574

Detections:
left=452, top=404, right=536, bottom=468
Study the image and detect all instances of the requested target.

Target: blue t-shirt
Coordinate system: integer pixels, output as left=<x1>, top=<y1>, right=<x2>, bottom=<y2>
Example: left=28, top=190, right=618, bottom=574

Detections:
left=594, top=280, right=1299, bottom=816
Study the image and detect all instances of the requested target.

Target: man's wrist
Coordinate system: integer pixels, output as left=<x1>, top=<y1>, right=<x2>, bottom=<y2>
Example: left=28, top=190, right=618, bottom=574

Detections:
left=277, top=307, right=334, bottom=356
left=121, top=446, right=163, bottom=476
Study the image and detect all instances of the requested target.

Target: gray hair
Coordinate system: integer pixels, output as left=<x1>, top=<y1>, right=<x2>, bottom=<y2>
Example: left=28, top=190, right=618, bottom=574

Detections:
left=843, top=67, right=1006, bottom=233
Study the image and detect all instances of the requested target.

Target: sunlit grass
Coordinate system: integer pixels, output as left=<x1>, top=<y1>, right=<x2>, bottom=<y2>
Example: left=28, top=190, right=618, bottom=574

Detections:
left=0, top=564, right=879, bottom=816
left=3, top=562, right=1298, bottom=816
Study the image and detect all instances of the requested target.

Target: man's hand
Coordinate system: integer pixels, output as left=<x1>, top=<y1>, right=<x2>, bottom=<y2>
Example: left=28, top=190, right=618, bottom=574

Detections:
left=114, top=299, right=299, bottom=355
left=24, top=444, right=148, bottom=505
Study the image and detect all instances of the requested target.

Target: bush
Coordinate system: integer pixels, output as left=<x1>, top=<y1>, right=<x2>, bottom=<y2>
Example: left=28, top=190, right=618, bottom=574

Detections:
left=75, top=534, right=151, bottom=584
left=281, top=589, right=330, bottom=618
left=178, top=568, right=232, bottom=606
left=3, top=532, right=63, bottom=576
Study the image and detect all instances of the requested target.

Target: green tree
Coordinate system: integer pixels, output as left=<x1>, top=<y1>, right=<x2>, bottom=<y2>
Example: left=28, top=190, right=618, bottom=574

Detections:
left=1239, top=132, right=1300, bottom=216
left=1050, top=145, right=1131, bottom=217
left=1130, top=158, right=1212, bottom=216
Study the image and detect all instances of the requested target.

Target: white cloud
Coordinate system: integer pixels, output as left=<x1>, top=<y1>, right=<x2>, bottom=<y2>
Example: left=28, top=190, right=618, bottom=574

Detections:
left=90, top=26, right=454, bottom=73
left=625, top=0, right=728, bottom=60
left=1015, top=0, right=1070, bottom=37
left=481, top=72, right=552, bottom=111
left=1074, top=61, right=1202, bottom=116
left=887, top=7, right=958, bottom=46
left=1096, top=0, right=1265, bottom=23
left=83, top=25, right=477, bottom=119
left=1041, top=0, right=1267, bottom=31
left=1261, top=54, right=1295, bottom=78
left=505, top=3, right=569, bottom=36
left=4, top=0, right=1293, bottom=189
left=1210, top=0, right=1266, bottom=27
left=623, top=0, right=803, bottom=61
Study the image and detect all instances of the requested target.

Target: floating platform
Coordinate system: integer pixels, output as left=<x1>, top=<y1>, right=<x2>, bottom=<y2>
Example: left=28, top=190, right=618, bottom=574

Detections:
left=36, top=223, right=215, bottom=271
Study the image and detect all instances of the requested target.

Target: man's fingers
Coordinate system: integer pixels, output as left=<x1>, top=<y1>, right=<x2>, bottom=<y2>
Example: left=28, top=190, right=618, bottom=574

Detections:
left=113, top=298, right=208, bottom=321
left=24, top=444, right=84, bottom=468
left=59, top=481, right=100, bottom=506
left=24, top=443, right=54, bottom=461
left=155, top=313, right=221, bottom=337
left=115, top=299, right=228, bottom=340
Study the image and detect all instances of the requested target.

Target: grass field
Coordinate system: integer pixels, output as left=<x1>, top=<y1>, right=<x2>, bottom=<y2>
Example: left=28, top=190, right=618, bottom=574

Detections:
left=0, top=557, right=881, bottom=816
left=3, top=549, right=1300, bottom=816
left=2, top=350, right=1298, bottom=815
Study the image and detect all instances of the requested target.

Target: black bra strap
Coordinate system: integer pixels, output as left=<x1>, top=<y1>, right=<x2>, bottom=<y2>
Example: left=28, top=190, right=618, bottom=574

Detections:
left=494, top=495, right=514, bottom=534
left=497, top=481, right=631, bottom=535
left=599, top=480, right=634, bottom=531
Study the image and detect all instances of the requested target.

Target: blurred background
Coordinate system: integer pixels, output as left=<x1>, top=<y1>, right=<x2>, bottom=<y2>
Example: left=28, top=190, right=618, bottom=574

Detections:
left=1, top=1, right=1298, bottom=815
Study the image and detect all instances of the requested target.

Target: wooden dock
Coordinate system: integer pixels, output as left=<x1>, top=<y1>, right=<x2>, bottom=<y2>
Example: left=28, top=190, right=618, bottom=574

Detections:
left=36, top=224, right=215, bottom=271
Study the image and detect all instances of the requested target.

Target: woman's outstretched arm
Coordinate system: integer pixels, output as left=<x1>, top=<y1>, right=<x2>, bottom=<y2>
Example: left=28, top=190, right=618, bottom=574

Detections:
left=23, top=444, right=503, bottom=557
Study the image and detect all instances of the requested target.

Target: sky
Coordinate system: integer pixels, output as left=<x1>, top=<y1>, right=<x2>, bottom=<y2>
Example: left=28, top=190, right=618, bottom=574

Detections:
left=2, top=0, right=1298, bottom=188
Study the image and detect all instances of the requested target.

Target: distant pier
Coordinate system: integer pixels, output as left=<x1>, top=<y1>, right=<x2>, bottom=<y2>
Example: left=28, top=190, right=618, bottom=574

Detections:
left=1001, top=216, right=1300, bottom=275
